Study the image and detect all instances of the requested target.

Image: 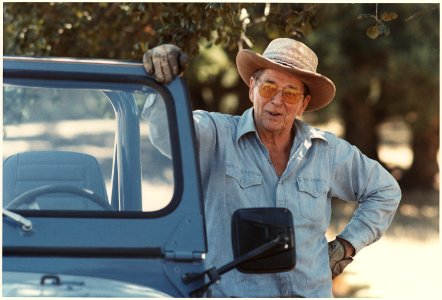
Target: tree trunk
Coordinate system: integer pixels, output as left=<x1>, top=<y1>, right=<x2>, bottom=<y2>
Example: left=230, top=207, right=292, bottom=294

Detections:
left=400, top=115, right=439, bottom=190
left=341, top=94, right=381, bottom=161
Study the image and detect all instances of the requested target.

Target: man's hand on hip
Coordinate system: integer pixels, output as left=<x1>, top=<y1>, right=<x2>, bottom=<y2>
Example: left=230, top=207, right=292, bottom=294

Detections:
left=328, top=238, right=354, bottom=279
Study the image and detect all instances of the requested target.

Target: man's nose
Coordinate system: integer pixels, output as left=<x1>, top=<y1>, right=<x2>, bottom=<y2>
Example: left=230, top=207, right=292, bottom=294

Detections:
left=271, top=90, right=284, bottom=105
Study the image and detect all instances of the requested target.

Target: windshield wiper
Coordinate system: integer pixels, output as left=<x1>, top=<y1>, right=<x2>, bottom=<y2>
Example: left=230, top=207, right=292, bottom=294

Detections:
left=3, top=208, right=33, bottom=231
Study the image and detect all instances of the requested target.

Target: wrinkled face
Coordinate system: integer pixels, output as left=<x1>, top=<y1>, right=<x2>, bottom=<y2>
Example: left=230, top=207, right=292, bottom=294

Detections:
left=249, top=69, right=311, bottom=138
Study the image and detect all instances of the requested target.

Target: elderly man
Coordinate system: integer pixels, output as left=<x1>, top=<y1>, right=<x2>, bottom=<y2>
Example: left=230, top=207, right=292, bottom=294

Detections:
left=141, top=38, right=401, bottom=297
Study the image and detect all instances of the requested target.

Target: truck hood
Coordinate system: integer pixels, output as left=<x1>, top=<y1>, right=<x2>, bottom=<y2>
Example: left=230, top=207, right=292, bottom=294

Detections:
left=2, top=271, right=171, bottom=297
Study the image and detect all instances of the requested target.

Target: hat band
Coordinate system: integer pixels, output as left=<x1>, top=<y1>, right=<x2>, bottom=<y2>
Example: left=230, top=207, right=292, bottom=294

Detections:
left=266, top=56, right=316, bottom=73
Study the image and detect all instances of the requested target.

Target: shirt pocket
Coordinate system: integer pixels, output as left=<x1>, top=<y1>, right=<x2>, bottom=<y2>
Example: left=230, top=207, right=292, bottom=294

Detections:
left=297, top=177, right=328, bottom=222
left=226, top=164, right=262, bottom=188
left=225, top=164, right=263, bottom=211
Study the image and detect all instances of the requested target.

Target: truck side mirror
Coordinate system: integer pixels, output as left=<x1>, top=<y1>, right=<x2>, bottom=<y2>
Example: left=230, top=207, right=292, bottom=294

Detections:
left=231, top=207, right=295, bottom=273
left=183, top=207, right=296, bottom=297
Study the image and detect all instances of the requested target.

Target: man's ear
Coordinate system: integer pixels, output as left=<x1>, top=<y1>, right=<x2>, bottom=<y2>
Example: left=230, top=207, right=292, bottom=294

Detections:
left=299, top=95, right=311, bottom=115
left=249, top=77, right=255, bottom=103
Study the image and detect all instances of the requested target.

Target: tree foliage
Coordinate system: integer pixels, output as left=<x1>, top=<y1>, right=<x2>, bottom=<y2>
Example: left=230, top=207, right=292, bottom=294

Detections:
left=3, top=3, right=321, bottom=59
left=304, top=4, right=439, bottom=189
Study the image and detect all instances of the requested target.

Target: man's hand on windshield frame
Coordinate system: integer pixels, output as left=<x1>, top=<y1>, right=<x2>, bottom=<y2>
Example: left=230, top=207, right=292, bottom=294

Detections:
left=143, top=44, right=188, bottom=84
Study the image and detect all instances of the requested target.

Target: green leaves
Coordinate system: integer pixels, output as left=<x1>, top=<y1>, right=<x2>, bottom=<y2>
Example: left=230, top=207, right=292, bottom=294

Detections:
left=3, top=3, right=324, bottom=60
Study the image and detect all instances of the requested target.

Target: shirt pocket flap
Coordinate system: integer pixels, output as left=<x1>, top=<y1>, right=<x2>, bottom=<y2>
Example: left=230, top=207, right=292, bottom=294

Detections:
left=297, top=177, right=327, bottom=198
left=226, top=164, right=262, bottom=188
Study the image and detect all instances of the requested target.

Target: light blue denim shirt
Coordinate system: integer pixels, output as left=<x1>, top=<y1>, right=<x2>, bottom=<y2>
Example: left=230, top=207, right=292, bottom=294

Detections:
left=142, top=95, right=401, bottom=297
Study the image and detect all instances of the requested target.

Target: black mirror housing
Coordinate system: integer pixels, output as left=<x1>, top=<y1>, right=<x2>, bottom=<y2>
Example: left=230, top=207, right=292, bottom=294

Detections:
left=231, top=207, right=296, bottom=273
left=183, top=208, right=296, bottom=296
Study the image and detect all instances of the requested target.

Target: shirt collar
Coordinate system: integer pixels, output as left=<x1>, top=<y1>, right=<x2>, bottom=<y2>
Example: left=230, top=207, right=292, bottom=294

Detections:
left=236, top=108, right=257, bottom=143
left=294, top=119, right=329, bottom=144
left=236, top=108, right=329, bottom=144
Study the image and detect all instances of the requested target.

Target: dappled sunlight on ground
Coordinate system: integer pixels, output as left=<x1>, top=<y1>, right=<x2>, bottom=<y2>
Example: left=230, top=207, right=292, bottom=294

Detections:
left=312, top=117, right=415, bottom=170
left=104, top=180, right=174, bottom=212
left=4, top=120, right=115, bottom=138
left=333, top=236, right=441, bottom=298
left=3, top=120, right=116, bottom=160
left=140, top=181, right=173, bottom=211
left=328, top=189, right=440, bottom=298
left=378, top=145, right=413, bottom=169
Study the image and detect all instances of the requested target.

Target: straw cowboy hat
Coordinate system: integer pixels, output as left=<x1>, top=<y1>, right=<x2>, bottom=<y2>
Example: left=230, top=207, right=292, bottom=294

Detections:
left=236, top=38, right=336, bottom=111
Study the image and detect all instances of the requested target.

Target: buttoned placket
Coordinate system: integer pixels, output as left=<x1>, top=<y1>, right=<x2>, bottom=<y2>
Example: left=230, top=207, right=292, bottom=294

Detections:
left=248, top=123, right=319, bottom=297
left=276, top=138, right=313, bottom=207
left=278, top=276, right=291, bottom=297
left=275, top=137, right=313, bottom=296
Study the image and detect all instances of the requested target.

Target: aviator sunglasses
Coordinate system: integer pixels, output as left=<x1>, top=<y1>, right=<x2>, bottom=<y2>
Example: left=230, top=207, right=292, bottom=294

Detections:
left=256, top=80, right=305, bottom=104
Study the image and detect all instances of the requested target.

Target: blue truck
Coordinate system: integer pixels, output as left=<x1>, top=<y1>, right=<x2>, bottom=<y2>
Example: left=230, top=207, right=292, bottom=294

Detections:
left=2, top=57, right=295, bottom=297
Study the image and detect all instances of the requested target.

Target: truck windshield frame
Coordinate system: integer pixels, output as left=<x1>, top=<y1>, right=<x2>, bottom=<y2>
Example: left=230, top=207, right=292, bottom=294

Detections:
left=3, top=59, right=185, bottom=218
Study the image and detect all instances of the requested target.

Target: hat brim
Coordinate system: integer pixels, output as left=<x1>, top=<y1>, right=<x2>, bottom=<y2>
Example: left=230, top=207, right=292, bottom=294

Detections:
left=236, top=49, right=336, bottom=111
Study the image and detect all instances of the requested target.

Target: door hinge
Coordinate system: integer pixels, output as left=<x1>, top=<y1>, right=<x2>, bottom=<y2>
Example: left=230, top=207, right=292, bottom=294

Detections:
left=164, top=251, right=205, bottom=262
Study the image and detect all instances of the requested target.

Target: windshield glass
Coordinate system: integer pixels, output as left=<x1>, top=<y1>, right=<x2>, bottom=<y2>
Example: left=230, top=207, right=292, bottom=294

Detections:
left=3, top=81, right=174, bottom=212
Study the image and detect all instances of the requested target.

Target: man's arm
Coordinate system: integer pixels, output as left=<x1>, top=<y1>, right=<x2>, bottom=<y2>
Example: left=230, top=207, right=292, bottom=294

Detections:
left=140, top=44, right=189, bottom=157
left=141, top=45, right=220, bottom=175
left=330, top=137, right=402, bottom=254
left=141, top=93, right=172, bottom=158
left=327, top=137, right=401, bottom=278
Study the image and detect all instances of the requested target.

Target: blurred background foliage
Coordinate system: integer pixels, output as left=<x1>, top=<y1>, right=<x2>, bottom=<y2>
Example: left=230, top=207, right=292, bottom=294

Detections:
left=3, top=2, right=439, bottom=193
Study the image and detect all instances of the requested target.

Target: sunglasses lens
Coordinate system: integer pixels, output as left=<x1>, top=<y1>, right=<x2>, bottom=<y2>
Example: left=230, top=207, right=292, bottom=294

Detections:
left=258, top=81, right=304, bottom=104
left=259, top=83, right=278, bottom=98
left=282, top=89, right=302, bottom=103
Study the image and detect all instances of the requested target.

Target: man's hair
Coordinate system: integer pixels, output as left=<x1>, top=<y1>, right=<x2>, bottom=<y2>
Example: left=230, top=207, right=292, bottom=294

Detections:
left=252, top=69, right=265, bottom=81
left=252, top=69, right=310, bottom=96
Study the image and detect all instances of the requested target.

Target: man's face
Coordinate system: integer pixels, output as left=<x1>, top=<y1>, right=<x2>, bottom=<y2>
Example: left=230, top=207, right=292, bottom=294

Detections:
left=249, top=69, right=311, bottom=138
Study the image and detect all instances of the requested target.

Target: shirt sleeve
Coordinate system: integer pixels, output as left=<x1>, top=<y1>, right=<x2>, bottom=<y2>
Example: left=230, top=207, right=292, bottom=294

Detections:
left=141, top=93, right=172, bottom=158
left=330, top=137, right=402, bottom=255
left=142, top=94, right=220, bottom=178
left=192, top=110, right=220, bottom=181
